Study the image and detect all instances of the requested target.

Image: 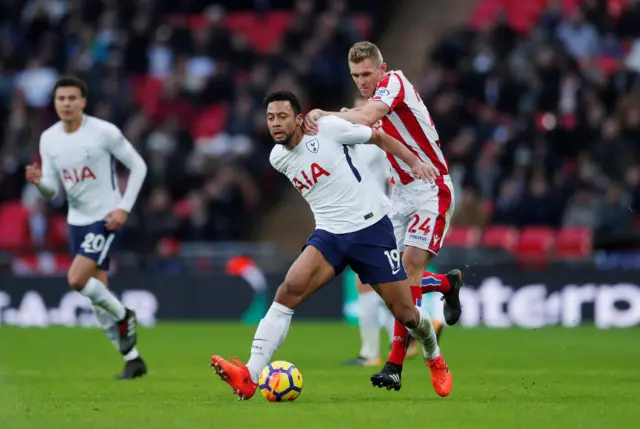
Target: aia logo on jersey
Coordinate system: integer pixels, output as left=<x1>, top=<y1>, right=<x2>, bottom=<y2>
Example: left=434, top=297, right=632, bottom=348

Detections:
left=292, top=163, right=330, bottom=193
left=62, top=166, right=96, bottom=184
left=372, top=120, right=383, bottom=131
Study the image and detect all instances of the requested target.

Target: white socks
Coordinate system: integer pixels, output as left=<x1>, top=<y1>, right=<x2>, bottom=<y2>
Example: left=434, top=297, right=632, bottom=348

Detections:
left=358, top=291, right=381, bottom=359
left=407, top=307, right=441, bottom=360
left=246, top=302, right=294, bottom=383
left=381, top=306, right=395, bottom=345
left=80, top=277, right=126, bottom=321
left=93, top=304, right=140, bottom=362
left=425, top=292, right=445, bottom=326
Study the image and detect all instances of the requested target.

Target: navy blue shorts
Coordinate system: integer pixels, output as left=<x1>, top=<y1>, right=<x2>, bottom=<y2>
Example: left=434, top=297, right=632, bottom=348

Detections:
left=68, top=221, right=123, bottom=271
left=306, top=216, right=407, bottom=285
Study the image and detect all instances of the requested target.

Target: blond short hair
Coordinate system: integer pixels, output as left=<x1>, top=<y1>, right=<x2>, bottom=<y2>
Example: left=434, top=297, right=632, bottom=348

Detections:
left=348, top=41, right=383, bottom=65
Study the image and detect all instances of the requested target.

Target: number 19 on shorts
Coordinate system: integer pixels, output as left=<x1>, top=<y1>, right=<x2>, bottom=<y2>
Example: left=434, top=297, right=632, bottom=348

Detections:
left=384, top=249, right=402, bottom=274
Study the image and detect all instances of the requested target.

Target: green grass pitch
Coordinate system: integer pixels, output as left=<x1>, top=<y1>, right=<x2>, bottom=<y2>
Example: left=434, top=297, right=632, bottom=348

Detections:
left=1, top=323, right=639, bottom=429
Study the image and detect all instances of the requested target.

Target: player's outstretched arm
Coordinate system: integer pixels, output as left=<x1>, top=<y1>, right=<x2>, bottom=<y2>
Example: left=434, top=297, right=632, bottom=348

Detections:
left=107, top=130, right=148, bottom=214
left=304, top=101, right=389, bottom=134
left=369, top=130, right=438, bottom=183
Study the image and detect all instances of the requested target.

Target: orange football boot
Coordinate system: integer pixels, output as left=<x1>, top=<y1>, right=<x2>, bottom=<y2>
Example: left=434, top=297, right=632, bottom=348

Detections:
left=427, top=355, right=453, bottom=397
left=211, top=355, right=258, bottom=400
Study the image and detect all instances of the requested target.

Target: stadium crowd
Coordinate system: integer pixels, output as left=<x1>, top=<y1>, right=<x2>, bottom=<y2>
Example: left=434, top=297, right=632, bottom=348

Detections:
left=0, top=0, right=364, bottom=254
left=424, top=0, right=640, bottom=244
left=0, top=0, right=639, bottom=258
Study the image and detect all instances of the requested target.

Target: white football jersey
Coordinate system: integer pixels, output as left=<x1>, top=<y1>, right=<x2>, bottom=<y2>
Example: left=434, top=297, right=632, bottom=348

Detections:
left=38, top=115, right=147, bottom=226
left=270, top=115, right=392, bottom=234
left=353, top=144, right=391, bottom=194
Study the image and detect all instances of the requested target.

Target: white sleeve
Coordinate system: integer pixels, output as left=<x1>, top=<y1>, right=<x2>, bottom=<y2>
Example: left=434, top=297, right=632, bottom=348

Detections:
left=320, top=115, right=372, bottom=145
left=269, top=148, right=284, bottom=173
left=370, top=73, right=403, bottom=111
left=36, top=138, right=60, bottom=198
left=105, top=126, right=147, bottom=213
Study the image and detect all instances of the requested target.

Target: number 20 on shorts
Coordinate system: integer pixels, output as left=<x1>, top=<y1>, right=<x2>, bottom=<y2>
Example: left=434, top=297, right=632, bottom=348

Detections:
left=408, top=214, right=432, bottom=236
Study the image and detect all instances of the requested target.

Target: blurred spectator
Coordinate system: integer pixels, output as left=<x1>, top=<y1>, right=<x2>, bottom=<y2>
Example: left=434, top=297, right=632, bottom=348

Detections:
left=598, top=184, right=632, bottom=237
left=0, top=0, right=374, bottom=260
left=144, top=187, right=179, bottom=245
left=3, top=0, right=640, bottom=262
left=563, top=188, right=600, bottom=228
left=556, top=9, right=600, bottom=61
left=423, top=0, right=640, bottom=245
left=451, top=186, right=487, bottom=228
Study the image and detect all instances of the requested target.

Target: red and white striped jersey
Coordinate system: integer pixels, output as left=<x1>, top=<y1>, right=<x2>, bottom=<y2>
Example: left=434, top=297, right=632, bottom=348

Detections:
left=370, top=70, right=449, bottom=185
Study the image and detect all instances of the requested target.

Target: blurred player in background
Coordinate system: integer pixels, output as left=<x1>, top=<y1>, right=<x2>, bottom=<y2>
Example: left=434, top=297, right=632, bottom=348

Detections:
left=25, top=76, right=149, bottom=379
left=343, top=97, right=447, bottom=365
left=343, top=95, right=394, bottom=367
left=305, top=42, right=462, bottom=391
left=211, top=91, right=453, bottom=400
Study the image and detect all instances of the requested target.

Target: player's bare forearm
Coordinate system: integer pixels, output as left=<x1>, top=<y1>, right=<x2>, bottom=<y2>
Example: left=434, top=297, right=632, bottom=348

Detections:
left=326, top=102, right=389, bottom=127
left=369, top=130, right=420, bottom=168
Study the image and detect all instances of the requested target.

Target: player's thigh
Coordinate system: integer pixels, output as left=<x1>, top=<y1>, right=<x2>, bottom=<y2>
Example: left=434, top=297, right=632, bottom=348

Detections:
left=356, top=275, right=374, bottom=293
left=275, top=244, right=339, bottom=308
left=402, top=246, right=434, bottom=285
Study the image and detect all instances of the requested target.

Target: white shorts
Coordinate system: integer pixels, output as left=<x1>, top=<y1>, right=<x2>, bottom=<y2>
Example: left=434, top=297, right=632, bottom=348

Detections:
left=390, top=175, right=455, bottom=255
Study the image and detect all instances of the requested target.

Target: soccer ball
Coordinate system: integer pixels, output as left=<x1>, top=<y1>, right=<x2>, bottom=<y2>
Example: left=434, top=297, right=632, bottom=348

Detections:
left=258, top=360, right=303, bottom=402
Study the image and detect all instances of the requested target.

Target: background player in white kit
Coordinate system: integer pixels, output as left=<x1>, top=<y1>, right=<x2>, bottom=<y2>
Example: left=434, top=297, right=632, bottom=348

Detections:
left=343, top=97, right=447, bottom=366
left=343, top=96, right=395, bottom=367
left=304, top=42, right=463, bottom=391
left=211, top=91, right=454, bottom=400
left=25, top=76, right=148, bottom=380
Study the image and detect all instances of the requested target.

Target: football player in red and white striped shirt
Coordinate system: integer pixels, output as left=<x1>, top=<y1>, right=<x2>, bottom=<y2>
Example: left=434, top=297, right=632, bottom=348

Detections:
left=305, top=41, right=464, bottom=393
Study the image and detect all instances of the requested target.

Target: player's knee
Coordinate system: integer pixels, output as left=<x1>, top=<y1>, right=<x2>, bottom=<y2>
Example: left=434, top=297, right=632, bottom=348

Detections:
left=389, top=301, right=418, bottom=328
left=274, top=279, right=306, bottom=309
left=67, top=271, right=89, bottom=291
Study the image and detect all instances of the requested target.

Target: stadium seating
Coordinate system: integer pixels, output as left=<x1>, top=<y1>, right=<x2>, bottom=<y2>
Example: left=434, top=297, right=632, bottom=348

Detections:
left=554, top=227, right=593, bottom=259
left=443, top=225, right=593, bottom=262
left=193, top=104, right=229, bottom=139
left=515, top=226, right=556, bottom=267
left=0, top=202, right=31, bottom=251
left=471, top=0, right=630, bottom=33
left=445, top=226, right=481, bottom=248
left=46, top=215, right=69, bottom=249
left=481, top=225, right=519, bottom=252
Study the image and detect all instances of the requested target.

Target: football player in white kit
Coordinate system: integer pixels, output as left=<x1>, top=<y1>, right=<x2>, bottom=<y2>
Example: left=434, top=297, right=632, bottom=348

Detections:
left=343, top=97, right=447, bottom=366
left=211, top=90, right=454, bottom=400
left=25, top=76, right=148, bottom=379
left=343, top=96, right=395, bottom=367
left=304, top=42, right=462, bottom=391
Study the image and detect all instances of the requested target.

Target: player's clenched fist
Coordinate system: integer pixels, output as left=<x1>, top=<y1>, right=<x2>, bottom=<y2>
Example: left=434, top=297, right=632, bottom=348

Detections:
left=25, top=163, right=42, bottom=184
